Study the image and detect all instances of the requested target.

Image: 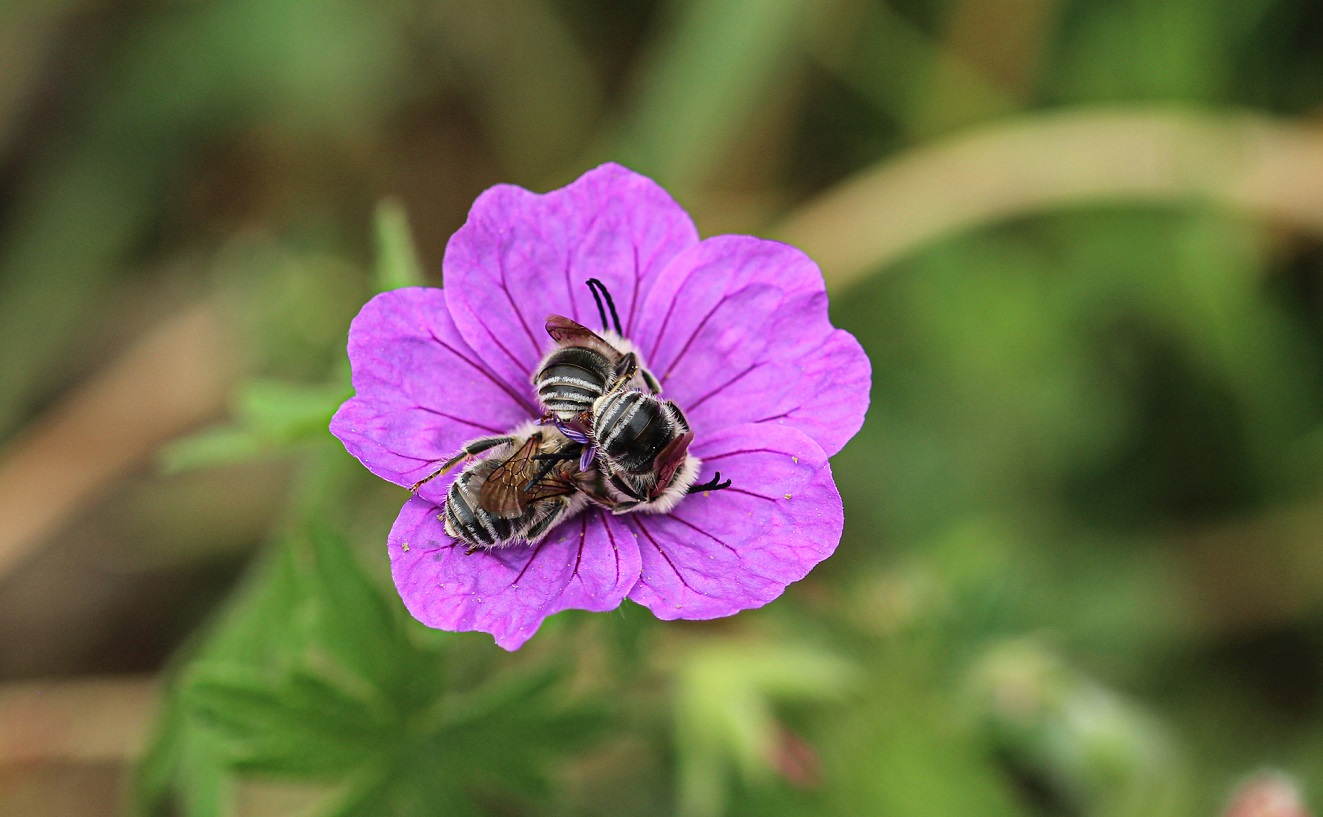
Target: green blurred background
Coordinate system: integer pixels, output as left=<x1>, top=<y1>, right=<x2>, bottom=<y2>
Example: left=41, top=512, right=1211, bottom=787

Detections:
left=2, top=0, right=1323, bottom=815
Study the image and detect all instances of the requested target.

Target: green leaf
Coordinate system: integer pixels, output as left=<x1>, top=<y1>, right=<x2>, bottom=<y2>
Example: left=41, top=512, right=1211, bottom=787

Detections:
left=186, top=663, right=393, bottom=778
left=672, top=641, right=859, bottom=817
left=429, top=666, right=611, bottom=801
left=134, top=683, right=231, bottom=817
left=236, top=378, right=350, bottom=438
left=373, top=199, right=425, bottom=292
left=135, top=543, right=312, bottom=815
left=159, top=378, right=349, bottom=473
left=299, top=524, right=444, bottom=705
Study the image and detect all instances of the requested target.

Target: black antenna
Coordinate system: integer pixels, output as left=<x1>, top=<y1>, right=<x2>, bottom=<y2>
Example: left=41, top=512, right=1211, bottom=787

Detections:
left=586, top=278, right=623, bottom=335
left=586, top=279, right=609, bottom=332
left=689, top=472, right=733, bottom=494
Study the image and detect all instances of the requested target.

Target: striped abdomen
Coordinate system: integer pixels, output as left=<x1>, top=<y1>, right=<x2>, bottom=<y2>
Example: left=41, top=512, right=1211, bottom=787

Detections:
left=444, top=460, right=518, bottom=548
left=592, top=390, right=687, bottom=474
left=534, top=347, right=613, bottom=420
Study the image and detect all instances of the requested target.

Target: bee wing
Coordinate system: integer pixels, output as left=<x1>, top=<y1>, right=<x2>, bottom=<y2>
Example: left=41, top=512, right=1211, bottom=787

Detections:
left=545, top=315, right=622, bottom=361
left=478, top=435, right=576, bottom=517
left=650, top=430, right=695, bottom=498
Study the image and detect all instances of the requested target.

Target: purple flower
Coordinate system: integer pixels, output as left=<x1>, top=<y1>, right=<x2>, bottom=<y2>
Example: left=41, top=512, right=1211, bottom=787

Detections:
left=331, top=164, right=870, bottom=650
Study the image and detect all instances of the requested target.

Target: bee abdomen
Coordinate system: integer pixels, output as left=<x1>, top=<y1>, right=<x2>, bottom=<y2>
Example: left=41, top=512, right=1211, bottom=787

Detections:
left=594, top=390, right=670, bottom=473
left=535, top=347, right=612, bottom=417
left=444, top=468, right=509, bottom=548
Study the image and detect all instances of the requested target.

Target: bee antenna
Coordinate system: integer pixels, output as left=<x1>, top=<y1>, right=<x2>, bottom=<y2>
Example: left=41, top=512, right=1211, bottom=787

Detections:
left=585, top=278, right=609, bottom=332
left=586, top=278, right=623, bottom=335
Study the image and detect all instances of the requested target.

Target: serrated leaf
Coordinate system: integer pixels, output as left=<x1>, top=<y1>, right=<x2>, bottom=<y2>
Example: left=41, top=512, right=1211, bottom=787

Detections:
left=134, top=684, right=231, bottom=817
left=300, top=524, right=443, bottom=703
left=373, top=199, right=425, bottom=291
left=429, top=666, right=611, bottom=799
left=186, top=664, right=393, bottom=778
left=135, top=542, right=306, bottom=815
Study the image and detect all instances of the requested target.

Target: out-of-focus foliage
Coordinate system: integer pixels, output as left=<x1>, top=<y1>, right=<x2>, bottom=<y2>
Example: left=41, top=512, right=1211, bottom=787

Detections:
left=3, top=0, right=1323, bottom=815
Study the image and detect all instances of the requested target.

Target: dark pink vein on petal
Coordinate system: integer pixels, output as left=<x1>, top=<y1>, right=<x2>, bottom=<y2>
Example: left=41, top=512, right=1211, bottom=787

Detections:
left=686, top=363, right=764, bottom=412
left=749, top=410, right=797, bottom=424
left=377, top=449, right=438, bottom=464
left=701, top=447, right=787, bottom=463
left=510, top=538, right=550, bottom=588
left=495, top=245, right=543, bottom=359
left=647, top=293, right=683, bottom=366
left=416, top=537, right=457, bottom=556
left=660, top=297, right=724, bottom=383
left=726, top=487, right=781, bottom=503
left=563, top=247, right=578, bottom=323
left=599, top=510, right=622, bottom=586
left=416, top=407, right=504, bottom=435
left=666, top=514, right=739, bottom=557
left=425, top=329, right=536, bottom=414
left=626, top=244, right=641, bottom=336
left=632, top=517, right=716, bottom=598
left=570, top=513, right=588, bottom=582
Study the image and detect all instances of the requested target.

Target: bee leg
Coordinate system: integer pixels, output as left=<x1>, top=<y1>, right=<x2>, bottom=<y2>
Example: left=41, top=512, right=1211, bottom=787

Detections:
left=524, top=451, right=578, bottom=491
left=640, top=368, right=662, bottom=395
left=607, top=352, right=639, bottom=392
left=410, top=434, right=516, bottom=492
left=609, top=473, right=649, bottom=502
left=688, top=471, right=733, bottom=494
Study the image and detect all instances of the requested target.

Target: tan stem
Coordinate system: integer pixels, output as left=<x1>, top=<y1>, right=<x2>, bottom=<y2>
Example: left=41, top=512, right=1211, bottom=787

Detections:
left=772, top=107, right=1323, bottom=290
left=0, top=675, right=158, bottom=765
left=0, top=302, right=237, bottom=583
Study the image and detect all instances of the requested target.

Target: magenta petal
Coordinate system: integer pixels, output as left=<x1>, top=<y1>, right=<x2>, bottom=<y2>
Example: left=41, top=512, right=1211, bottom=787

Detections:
left=625, top=423, right=842, bottom=619
left=330, top=288, right=536, bottom=491
left=389, top=497, right=643, bottom=651
left=443, top=163, right=699, bottom=389
left=685, top=330, right=871, bottom=458
left=631, top=236, right=870, bottom=456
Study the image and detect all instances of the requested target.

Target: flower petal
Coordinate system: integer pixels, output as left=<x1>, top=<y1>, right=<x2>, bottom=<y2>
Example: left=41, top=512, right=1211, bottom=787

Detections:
left=683, top=330, right=871, bottom=459
left=625, top=423, right=842, bottom=619
left=389, top=497, right=643, bottom=651
left=330, top=288, right=537, bottom=491
left=631, top=236, right=870, bottom=456
left=443, top=163, right=699, bottom=389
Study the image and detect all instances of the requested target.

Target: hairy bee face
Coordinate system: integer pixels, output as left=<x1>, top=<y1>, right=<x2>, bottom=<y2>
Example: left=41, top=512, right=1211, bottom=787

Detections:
left=440, top=425, right=593, bottom=550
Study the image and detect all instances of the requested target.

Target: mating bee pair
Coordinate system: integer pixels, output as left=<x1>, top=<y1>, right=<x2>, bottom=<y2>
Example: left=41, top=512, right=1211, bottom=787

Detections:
left=416, top=279, right=731, bottom=551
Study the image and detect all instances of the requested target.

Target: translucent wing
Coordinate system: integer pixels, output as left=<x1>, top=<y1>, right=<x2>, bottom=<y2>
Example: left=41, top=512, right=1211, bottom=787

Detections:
left=545, top=315, right=623, bottom=361
left=478, top=435, right=576, bottom=517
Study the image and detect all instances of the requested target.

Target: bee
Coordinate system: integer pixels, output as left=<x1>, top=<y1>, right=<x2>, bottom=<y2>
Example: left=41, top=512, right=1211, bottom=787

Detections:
left=589, top=355, right=731, bottom=514
left=530, top=279, right=733, bottom=514
left=412, top=422, right=596, bottom=551
left=534, top=278, right=661, bottom=421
